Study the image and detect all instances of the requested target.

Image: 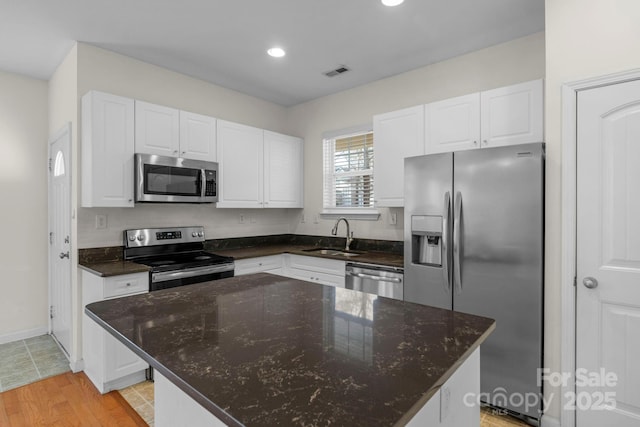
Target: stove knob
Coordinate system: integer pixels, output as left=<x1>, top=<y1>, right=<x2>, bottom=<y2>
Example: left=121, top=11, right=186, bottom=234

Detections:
left=128, top=235, right=136, bottom=242
left=137, top=235, right=144, bottom=241
left=192, top=232, right=198, bottom=238
left=198, top=232, right=204, bottom=237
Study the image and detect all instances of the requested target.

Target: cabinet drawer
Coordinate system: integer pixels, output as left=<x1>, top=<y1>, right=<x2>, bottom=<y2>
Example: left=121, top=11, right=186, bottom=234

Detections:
left=104, top=273, right=148, bottom=299
left=285, top=268, right=345, bottom=288
left=287, top=254, right=345, bottom=276
left=235, top=255, right=283, bottom=275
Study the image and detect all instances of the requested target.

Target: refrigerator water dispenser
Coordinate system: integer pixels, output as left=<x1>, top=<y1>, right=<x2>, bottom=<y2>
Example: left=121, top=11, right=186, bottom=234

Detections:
left=411, top=215, right=442, bottom=266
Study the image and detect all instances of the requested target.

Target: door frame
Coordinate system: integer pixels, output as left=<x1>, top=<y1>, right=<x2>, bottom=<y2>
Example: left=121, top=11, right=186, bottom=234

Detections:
left=48, top=122, right=72, bottom=353
left=560, top=68, right=640, bottom=427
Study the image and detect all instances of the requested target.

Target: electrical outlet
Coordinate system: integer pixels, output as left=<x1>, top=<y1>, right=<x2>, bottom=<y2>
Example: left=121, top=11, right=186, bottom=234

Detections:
left=95, top=214, right=107, bottom=229
left=301, top=212, right=306, bottom=223
left=239, top=214, right=245, bottom=224
left=314, top=214, right=319, bottom=224
left=389, top=212, right=398, bottom=225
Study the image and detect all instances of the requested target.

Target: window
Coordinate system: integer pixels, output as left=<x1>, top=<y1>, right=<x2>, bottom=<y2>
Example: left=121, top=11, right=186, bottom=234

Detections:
left=323, top=127, right=378, bottom=218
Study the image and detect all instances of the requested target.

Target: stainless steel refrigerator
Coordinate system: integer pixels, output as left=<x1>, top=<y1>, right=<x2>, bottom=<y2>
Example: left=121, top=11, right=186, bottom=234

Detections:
left=404, top=143, right=544, bottom=420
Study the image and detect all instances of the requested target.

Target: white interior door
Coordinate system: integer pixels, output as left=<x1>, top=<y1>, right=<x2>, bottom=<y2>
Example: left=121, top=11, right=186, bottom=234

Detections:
left=49, top=124, right=72, bottom=355
left=576, top=79, right=640, bottom=426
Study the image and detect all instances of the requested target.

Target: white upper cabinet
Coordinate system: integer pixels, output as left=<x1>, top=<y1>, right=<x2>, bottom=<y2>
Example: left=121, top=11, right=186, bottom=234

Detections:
left=135, top=101, right=217, bottom=162
left=426, top=93, right=481, bottom=154
left=480, top=79, right=544, bottom=148
left=424, top=79, right=544, bottom=153
left=264, top=131, right=303, bottom=208
left=216, top=120, right=264, bottom=208
left=373, top=105, right=425, bottom=207
left=217, top=120, right=304, bottom=209
left=81, top=91, right=135, bottom=208
left=135, top=101, right=180, bottom=157
left=179, top=111, right=217, bottom=161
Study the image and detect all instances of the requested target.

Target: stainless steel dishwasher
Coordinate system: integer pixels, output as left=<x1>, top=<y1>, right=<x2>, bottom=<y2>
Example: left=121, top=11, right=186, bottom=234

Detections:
left=345, top=263, right=404, bottom=300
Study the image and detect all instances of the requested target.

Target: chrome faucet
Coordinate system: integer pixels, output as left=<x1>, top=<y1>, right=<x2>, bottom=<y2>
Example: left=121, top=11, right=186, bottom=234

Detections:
left=331, top=217, right=354, bottom=251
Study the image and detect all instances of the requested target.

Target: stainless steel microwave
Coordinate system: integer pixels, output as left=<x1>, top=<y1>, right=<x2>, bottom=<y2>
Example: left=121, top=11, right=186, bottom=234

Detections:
left=135, top=153, right=218, bottom=203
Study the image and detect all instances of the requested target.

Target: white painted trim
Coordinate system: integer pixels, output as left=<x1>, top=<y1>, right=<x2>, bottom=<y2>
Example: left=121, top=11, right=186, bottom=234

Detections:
left=560, top=68, right=640, bottom=427
left=0, top=326, right=49, bottom=345
left=69, top=358, right=84, bottom=373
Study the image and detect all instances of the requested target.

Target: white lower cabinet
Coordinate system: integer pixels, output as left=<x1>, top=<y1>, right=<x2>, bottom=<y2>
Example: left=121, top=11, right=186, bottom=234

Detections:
left=407, top=347, right=480, bottom=426
left=234, top=255, right=284, bottom=276
left=281, top=254, right=346, bottom=288
left=233, top=254, right=346, bottom=288
left=82, top=270, right=149, bottom=393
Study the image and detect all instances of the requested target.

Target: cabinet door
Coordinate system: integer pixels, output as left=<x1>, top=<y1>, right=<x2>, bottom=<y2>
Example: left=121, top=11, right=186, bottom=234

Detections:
left=373, top=105, right=425, bottom=207
left=179, top=111, right=217, bottom=162
left=81, top=91, right=135, bottom=207
left=104, top=331, right=148, bottom=382
left=480, top=79, right=543, bottom=148
left=264, top=131, right=303, bottom=208
left=135, top=101, right=180, bottom=156
left=234, top=255, right=284, bottom=276
left=216, top=120, right=264, bottom=208
left=426, top=93, right=481, bottom=154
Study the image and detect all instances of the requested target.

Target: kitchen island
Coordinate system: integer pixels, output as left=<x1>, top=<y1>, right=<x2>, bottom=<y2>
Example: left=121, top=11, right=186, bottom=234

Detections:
left=85, top=273, right=494, bottom=426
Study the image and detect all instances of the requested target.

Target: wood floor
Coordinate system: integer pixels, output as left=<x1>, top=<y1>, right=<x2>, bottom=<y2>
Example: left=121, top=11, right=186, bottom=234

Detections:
left=0, top=371, right=146, bottom=426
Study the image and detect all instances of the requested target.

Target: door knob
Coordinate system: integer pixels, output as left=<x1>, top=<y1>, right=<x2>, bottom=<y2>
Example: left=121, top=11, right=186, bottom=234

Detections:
left=583, top=277, right=598, bottom=289
left=59, top=252, right=70, bottom=259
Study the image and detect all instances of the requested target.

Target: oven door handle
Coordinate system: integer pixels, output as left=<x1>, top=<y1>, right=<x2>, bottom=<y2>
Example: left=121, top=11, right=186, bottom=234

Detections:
left=152, top=264, right=234, bottom=283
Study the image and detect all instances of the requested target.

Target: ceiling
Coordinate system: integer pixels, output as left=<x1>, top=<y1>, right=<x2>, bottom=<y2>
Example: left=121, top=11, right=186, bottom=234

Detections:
left=0, top=0, right=544, bottom=107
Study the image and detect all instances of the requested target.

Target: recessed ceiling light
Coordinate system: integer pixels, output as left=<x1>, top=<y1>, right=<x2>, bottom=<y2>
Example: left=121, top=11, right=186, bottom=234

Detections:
left=381, top=0, right=404, bottom=6
left=267, top=47, right=286, bottom=58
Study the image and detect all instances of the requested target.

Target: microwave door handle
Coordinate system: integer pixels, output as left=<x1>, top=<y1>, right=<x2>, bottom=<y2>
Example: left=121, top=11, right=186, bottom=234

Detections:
left=200, top=169, right=206, bottom=198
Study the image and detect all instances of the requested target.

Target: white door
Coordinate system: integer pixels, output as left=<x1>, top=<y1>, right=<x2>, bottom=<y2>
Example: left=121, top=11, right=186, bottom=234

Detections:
left=263, top=131, right=303, bottom=208
left=49, top=124, right=72, bottom=355
left=373, top=105, right=425, bottom=207
left=425, top=92, right=480, bottom=153
left=179, top=111, right=217, bottom=161
left=576, top=79, right=640, bottom=426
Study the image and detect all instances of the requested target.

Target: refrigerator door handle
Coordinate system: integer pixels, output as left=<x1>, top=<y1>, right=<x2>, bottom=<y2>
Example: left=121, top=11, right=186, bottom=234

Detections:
left=453, top=191, right=463, bottom=294
left=442, top=192, right=451, bottom=292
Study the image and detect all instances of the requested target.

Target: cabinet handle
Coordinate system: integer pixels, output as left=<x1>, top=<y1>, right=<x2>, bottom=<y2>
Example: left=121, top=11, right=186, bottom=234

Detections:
left=483, top=140, right=488, bottom=145
left=126, top=283, right=131, bottom=287
left=181, top=151, right=186, bottom=155
left=473, top=140, right=477, bottom=145
left=173, top=150, right=178, bottom=154
left=128, top=199, right=132, bottom=202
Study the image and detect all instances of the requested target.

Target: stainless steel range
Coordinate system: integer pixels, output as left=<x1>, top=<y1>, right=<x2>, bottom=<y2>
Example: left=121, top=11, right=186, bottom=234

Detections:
left=124, top=226, right=234, bottom=291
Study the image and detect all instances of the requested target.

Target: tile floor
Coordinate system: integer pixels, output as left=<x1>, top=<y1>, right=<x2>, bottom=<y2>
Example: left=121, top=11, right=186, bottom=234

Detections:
left=0, top=334, right=70, bottom=392
left=119, top=380, right=155, bottom=427
left=120, top=380, right=531, bottom=427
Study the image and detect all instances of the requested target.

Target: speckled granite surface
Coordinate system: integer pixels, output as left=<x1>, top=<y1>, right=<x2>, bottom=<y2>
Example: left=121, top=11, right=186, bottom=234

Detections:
left=79, top=234, right=403, bottom=276
left=78, top=260, right=150, bottom=277
left=86, top=273, right=494, bottom=427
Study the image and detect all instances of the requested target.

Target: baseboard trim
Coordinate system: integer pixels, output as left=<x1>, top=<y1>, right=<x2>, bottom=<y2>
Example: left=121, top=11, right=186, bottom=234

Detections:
left=541, top=414, right=561, bottom=427
left=69, top=358, right=84, bottom=373
left=0, top=326, right=48, bottom=345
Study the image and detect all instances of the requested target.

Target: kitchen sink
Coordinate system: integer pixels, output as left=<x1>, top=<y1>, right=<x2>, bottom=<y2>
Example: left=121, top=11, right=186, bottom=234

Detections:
left=302, top=248, right=363, bottom=257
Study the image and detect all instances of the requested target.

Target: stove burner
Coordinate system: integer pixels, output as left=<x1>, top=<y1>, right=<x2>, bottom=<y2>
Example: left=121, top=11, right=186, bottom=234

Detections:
left=195, top=255, right=211, bottom=260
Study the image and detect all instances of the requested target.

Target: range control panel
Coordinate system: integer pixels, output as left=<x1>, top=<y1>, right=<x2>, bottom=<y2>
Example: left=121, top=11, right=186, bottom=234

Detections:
left=124, top=226, right=205, bottom=247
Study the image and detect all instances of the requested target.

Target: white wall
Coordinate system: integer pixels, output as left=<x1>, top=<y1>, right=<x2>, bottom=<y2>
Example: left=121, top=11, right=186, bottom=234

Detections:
left=544, top=0, right=640, bottom=422
left=75, top=43, right=295, bottom=248
left=287, top=32, right=545, bottom=241
left=0, top=70, right=49, bottom=342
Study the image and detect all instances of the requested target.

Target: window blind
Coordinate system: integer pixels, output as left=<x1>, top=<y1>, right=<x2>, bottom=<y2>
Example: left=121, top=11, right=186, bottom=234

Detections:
left=323, top=131, right=374, bottom=209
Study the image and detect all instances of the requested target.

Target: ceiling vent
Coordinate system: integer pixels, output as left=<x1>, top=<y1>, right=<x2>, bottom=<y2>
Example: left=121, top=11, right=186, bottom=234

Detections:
left=323, top=66, right=350, bottom=77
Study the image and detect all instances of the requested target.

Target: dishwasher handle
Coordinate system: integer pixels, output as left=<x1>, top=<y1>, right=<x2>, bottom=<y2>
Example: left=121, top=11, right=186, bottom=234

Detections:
left=347, top=271, right=402, bottom=283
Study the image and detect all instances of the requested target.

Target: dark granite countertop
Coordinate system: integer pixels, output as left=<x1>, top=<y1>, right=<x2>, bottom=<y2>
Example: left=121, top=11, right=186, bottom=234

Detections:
left=85, top=273, right=494, bottom=427
left=214, top=244, right=404, bottom=268
left=78, top=260, right=150, bottom=277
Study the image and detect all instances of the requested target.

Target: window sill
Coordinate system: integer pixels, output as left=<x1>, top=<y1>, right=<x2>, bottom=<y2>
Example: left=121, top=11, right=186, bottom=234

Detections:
left=319, top=209, right=380, bottom=221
